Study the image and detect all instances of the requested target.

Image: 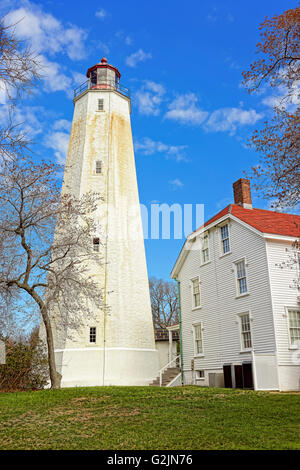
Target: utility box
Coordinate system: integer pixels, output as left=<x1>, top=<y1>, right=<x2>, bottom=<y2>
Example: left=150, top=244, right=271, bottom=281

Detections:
left=209, top=373, right=224, bottom=388
left=0, top=340, right=6, bottom=365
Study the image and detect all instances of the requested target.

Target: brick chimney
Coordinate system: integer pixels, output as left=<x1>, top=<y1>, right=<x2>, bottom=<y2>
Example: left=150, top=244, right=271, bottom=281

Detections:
left=233, top=178, right=252, bottom=209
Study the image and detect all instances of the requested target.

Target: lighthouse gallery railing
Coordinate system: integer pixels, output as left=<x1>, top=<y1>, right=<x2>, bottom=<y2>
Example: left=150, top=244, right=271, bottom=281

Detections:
left=74, top=79, right=130, bottom=100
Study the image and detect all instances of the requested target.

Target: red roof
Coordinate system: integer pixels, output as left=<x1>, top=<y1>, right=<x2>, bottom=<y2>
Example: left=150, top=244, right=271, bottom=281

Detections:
left=196, top=204, right=300, bottom=238
left=86, top=57, right=121, bottom=79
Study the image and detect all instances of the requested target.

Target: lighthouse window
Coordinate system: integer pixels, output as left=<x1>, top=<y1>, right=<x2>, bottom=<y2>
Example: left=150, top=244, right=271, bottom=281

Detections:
left=89, top=327, right=96, bottom=343
left=91, top=70, right=97, bottom=86
left=95, top=160, right=102, bottom=174
left=98, top=99, right=104, bottom=111
left=93, top=238, right=100, bottom=252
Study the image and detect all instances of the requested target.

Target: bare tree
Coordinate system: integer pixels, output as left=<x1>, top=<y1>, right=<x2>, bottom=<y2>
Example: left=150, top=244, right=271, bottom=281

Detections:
left=242, top=7, right=300, bottom=208
left=0, top=17, right=40, bottom=98
left=0, top=17, right=41, bottom=160
left=0, top=155, right=104, bottom=389
left=149, top=277, right=178, bottom=329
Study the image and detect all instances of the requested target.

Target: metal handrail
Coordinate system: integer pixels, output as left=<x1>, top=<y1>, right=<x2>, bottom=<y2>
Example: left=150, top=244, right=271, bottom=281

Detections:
left=159, top=354, right=181, bottom=387
left=74, top=79, right=130, bottom=99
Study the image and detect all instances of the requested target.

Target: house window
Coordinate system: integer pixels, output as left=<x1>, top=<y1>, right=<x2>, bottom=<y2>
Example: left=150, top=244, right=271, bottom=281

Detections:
left=93, top=237, right=100, bottom=252
left=89, top=327, right=96, bottom=343
left=98, top=99, right=104, bottom=111
left=220, top=224, right=230, bottom=254
left=196, top=370, right=205, bottom=379
left=235, top=259, right=248, bottom=295
left=201, top=233, right=209, bottom=264
left=288, top=309, right=300, bottom=347
left=194, top=324, right=203, bottom=355
left=95, top=160, right=102, bottom=174
left=192, top=277, right=200, bottom=308
left=240, top=313, right=252, bottom=349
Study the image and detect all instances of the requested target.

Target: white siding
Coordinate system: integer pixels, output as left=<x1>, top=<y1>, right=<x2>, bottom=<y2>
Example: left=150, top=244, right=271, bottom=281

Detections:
left=155, top=341, right=177, bottom=369
left=266, top=239, right=299, bottom=373
left=178, top=218, right=276, bottom=384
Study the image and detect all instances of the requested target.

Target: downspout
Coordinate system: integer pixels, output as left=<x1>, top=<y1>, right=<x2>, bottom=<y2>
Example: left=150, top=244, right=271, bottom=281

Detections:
left=175, top=278, right=184, bottom=385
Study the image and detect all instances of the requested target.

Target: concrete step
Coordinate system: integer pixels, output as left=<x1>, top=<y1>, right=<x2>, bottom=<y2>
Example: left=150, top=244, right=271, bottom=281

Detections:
left=150, top=367, right=181, bottom=387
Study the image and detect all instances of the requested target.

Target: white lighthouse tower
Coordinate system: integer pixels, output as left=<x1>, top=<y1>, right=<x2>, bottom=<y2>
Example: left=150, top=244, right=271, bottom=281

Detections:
left=54, top=57, right=159, bottom=386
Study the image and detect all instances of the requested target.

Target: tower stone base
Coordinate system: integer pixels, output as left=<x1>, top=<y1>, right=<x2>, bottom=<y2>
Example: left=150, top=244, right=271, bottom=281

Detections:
left=55, top=348, right=159, bottom=387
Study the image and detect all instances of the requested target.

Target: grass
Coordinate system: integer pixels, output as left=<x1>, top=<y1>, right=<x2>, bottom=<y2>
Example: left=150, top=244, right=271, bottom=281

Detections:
left=0, top=386, right=299, bottom=450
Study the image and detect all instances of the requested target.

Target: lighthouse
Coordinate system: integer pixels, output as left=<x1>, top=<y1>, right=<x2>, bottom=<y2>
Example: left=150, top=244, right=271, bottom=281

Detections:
left=53, top=57, right=159, bottom=386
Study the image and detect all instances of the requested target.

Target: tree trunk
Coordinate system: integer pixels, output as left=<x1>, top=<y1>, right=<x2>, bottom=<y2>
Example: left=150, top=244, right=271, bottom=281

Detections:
left=41, top=308, right=61, bottom=389
left=27, top=288, right=61, bottom=389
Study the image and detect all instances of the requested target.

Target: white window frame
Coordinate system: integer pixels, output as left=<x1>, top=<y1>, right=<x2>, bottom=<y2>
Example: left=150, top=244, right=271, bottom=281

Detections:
left=219, top=222, right=231, bottom=257
left=193, top=322, right=204, bottom=357
left=89, top=327, right=97, bottom=343
left=234, top=257, right=249, bottom=297
left=196, top=370, right=205, bottom=380
left=94, top=160, right=102, bottom=175
left=286, top=307, right=300, bottom=349
left=201, top=232, right=210, bottom=265
left=97, top=98, right=104, bottom=111
left=191, top=277, right=201, bottom=310
left=237, top=312, right=252, bottom=352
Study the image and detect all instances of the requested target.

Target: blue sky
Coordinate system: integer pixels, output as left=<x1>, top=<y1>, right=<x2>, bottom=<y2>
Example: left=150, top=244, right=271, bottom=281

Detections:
left=0, top=0, right=294, bottom=280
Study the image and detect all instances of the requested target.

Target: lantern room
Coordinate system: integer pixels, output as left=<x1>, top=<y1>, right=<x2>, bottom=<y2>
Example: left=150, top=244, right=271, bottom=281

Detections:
left=74, top=57, right=130, bottom=100
left=86, top=57, right=121, bottom=89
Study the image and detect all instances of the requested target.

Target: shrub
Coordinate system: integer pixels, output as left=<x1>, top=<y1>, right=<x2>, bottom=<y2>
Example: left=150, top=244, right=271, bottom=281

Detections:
left=0, top=328, right=48, bottom=391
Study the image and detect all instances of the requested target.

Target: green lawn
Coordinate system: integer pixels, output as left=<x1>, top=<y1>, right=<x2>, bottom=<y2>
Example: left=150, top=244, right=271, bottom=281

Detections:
left=0, top=386, right=299, bottom=450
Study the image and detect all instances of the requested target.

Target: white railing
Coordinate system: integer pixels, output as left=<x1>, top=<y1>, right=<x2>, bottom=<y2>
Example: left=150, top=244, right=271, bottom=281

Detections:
left=159, top=354, right=181, bottom=387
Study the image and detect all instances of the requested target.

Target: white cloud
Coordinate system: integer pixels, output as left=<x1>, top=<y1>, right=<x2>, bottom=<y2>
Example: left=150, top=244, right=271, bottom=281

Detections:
left=125, top=49, right=152, bottom=68
left=134, top=137, right=188, bottom=162
left=206, top=8, right=234, bottom=23
left=204, top=107, right=263, bottom=135
left=95, top=8, right=108, bottom=20
left=2, top=2, right=89, bottom=99
left=165, top=93, right=208, bottom=125
left=224, top=56, right=241, bottom=70
left=44, top=129, right=69, bottom=164
left=0, top=104, right=45, bottom=138
left=135, top=81, right=165, bottom=116
left=6, top=5, right=87, bottom=60
left=71, top=71, right=87, bottom=87
left=38, top=55, right=73, bottom=96
left=169, top=178, right=184, bottom=189
left=115, top=31, right=132, bottom=45
left=262, top=83, right=300, bottom=111
left=52, top=119, right=72, bottom=132
left=98, top=42, right=110, bottom=55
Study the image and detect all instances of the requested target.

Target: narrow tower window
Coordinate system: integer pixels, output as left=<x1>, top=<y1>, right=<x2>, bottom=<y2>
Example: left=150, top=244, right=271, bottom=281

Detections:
left=201, top=233, right=209, bottom=264
left=235, top=259, right=248, bottom=295
left=288, top=309, right=300, bottom=346
left=192, top=277, right=201, bottom=308
left=89, top=327, right=96, bottom=343
left=239, top=313, right=252, bottom=349
left=98, top=99, right=104, bottom=111
left=194, top=324, right=203, bottom=355
left=93, top=237, right=100, bottom=252
left=95, top=160, right=102, bottom=174
left=220, top=224, right=230, bottom=254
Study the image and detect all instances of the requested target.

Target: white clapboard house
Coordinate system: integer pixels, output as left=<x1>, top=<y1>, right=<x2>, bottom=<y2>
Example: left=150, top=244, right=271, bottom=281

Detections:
left=171, top=178, right=300, bottom=391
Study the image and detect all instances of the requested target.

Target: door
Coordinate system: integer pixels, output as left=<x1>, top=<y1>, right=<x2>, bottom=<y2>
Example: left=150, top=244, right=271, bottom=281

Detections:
left=242, top=362, right=254, bottom=389
left=234, top=365, right=244, bottom=389
left=223, top=364, right=232, bottom=388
